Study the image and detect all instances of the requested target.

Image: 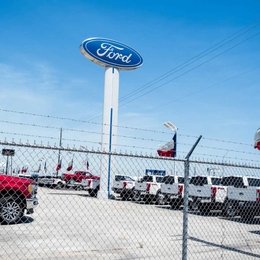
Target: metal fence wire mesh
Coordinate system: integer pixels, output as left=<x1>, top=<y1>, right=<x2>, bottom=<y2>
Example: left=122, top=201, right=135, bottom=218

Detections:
left=1, top=142, right=260, bottom=260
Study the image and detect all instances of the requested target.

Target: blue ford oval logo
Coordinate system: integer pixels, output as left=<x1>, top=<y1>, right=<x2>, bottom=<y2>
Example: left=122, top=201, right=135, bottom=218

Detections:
left=80, top=38, right=143, bottom=70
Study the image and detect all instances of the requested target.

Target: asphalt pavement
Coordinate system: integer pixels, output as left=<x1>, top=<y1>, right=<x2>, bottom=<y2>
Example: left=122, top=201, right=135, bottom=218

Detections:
left=1, top=187, right=260, bottom=260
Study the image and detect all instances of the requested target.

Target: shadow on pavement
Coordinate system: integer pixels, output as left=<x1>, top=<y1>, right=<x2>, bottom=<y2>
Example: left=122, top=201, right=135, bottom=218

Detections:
left=189, top=236, right=260, bottom=258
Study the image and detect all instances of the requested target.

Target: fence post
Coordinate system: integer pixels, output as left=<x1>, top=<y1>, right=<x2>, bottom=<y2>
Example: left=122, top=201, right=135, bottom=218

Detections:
left=182, top=135, right=202, bottom=260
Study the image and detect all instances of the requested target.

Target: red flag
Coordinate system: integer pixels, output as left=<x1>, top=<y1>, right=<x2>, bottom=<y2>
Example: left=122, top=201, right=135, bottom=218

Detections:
left=66, top=159, right=73, bottom=171
left=22, top=166, right=28, bottom=173
left=56, top=159, right=62, bottom=171
left=254, top=128, right=260, bottom=151
left=44, top=161, right=47, bottom=173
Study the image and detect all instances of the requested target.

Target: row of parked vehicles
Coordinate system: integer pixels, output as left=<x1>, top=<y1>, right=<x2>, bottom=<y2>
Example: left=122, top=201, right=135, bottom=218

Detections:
left=34, top=171, right=101, bottom=197
left=0, top=170, right=101, bottom=224
left=112, top=173, right=260, bottom=221
left=3, top=169, right=258, bottom=225
left=30, top=170, right=260, bottom=221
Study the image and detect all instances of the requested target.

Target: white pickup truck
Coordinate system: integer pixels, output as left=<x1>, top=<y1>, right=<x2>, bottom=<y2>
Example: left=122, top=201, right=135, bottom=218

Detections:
left=80, top=178, right=100, bottom=197
left=159, top=175, right=184, bottom=209
left=37, top=175, right=66, bottom=189
left=188, top=175, right=223, bottom=213
left=133, top=175, right=164, bottom=203
left=221, top=176, right=260, bottom=220
left=112, top=175, right=137, bottom=200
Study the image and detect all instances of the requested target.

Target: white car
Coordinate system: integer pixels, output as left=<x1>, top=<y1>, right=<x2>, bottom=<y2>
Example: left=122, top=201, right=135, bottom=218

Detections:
left=112, top=175, right=137, bottom=200
left=133, top=175, right=165, bottom=203
left=37, top=175, right=66, bottom=189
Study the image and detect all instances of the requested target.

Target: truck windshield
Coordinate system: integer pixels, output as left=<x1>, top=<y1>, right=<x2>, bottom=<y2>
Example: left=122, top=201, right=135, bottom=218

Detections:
left=221, top=177, right=244, bottom=187
left=211, top=178, right=222, bottom=185
left=190, top=176, right=208, bottom=186
left=163, top=176, right=175, bottom=184
left=142, top=176, right=153, bottom=182
left=115, top=175, right=134, bottom=181
left=178, top=177, right=184, bottom=184
left=156, top=176, right=164, bottom=183
left=248, top=178, right=260, bottom=187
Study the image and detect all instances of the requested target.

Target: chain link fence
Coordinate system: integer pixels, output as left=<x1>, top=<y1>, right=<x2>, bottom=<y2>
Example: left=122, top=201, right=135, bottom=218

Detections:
left=1, top=141, right=260, bottom=259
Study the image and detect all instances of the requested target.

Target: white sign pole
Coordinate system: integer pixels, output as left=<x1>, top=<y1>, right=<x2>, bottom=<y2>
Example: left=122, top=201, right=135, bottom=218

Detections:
left=98, top=67, right=119, bottom=198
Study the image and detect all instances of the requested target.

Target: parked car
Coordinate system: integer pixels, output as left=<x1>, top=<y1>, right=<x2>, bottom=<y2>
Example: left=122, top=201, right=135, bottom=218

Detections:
left=80, top=178, right=100, bottom=197
left=133, top=175, right=164, bottom=203
left=18, top=173, right=39, bottom=181
left=112, top=175, right=137, bottom=200
left=37, top=175, right=66, bottom=189
left=0, top=174, right=38, bottom=224
left=159, top=175, right=185, bottom=209
left=188, top=175, right=223, bottom=213
left=221, top=176, right=260, bottom=220
left=61, top=171, right=100, bottom=186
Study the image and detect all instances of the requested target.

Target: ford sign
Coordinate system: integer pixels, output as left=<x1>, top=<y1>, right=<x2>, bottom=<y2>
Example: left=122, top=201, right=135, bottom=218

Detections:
left=80, top=38, right=143, bottom=70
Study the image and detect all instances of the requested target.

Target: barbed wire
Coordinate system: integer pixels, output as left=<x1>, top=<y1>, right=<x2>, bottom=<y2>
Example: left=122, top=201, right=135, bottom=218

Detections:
left=0, top=114, right=255, bottom=148
left=1, top=128, right=258, bottom=159
left=189, top=153, right=260, bottom=163
left=0, top=120, right=257, bottom=159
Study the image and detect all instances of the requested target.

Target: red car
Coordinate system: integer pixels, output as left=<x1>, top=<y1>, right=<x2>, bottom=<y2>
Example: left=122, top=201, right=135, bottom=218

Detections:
left=0, top=174, right=38, bottom=224
left=61, top=171, right=100, bottom=185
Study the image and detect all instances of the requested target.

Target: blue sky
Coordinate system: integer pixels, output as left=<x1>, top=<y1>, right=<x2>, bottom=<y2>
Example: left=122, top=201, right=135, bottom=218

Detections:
left=0, top=0, right=260, bottom=163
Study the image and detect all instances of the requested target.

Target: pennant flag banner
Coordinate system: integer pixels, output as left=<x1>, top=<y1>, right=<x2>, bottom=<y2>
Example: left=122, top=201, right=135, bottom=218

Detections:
left=22, top=166, right=28, bottom=173
left=44, top=161, right=47, bottom=172
left=254, top=128, right=260, bottom=150
left=67, top=159, right=73, bottom=171
left=38, top=163, right=41, bottom=173
left=56, top=159, right=62, bottom=171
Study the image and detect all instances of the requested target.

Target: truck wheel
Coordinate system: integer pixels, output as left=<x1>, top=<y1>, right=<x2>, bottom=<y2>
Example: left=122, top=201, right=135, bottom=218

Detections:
left=155, top=192, right=165, bottom=205
left=89, top=189, right=98, bottom=197
left=133, top=191, right=141, bottom=202
left=56, top=182, right=64, bottom=190
left=76, top=185, right=84, bottom=191
left=222, top=201, right=237, bottom=217
left=171, top=199, right=182, bottom=210
left=0, top=196, right=24, bottom=224
left=144, top=195, right=153, bottom=204
left=69, top=179, right=75, bottom=185
left=241, top=210, right=256, bottom=221
left=198, top=203, right=211, bottom=214
left=120, top=191, right=127, bottom=201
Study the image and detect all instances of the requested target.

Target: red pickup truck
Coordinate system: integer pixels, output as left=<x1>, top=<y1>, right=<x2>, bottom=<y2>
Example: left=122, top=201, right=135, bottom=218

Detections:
left=61, top=171, right=100, bottom=185
left=0, top=174, right=38, bottom=224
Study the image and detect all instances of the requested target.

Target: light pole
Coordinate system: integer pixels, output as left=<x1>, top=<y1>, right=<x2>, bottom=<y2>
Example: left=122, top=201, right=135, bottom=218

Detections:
left=222, top=150, right=230, bottom=176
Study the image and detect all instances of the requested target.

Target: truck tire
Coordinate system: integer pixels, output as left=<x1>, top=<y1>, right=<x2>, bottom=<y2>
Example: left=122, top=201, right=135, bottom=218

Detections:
left=0, top=196, right=24, bottom=224
left=69, top=179, right=75, bottom=185
left=76, top=185, right=84, bottom=191
left=222, top=200, right=238, bottom=217
left=89, top=188, right=98, bottom=197
left=240, top=210, right=256, bottom=221
left=56, top=182, right=64, bottom=190
left=170, top=198, right=182, bottom=210
left=120, top=191, right=127, bottom=201
left=133, top=191, right=141, bottom=202
left=198, top=203, right=211, bottom=214
left=155, top=192, right=165, bottom=205
left=144, top=195, right=154, bottom=204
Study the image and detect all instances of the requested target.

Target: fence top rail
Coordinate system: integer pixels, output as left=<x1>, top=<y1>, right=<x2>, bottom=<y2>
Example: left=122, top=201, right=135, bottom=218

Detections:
left=0, top=140, right=260, bottom=169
